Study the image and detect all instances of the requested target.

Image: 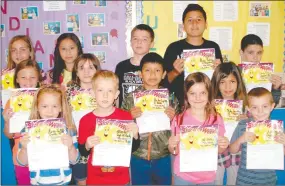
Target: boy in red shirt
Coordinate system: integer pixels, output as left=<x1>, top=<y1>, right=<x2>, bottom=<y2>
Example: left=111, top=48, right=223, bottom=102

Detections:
left=78, top=70, right=140, bottom=185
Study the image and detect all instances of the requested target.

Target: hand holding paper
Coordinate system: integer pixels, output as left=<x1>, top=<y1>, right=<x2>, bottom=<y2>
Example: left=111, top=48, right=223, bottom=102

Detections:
left=164, top=106, right=175, bottom=120
left=275, top=132, right=285, bottom=145
left=126, top=123, right=139, bottom=139
left=130, top=106, right=142, bottom=119
left=3, top=108, right=14, bottom=122
left=270, top=74, right=282, bottom=90
left=20, top=133, right=30, bottom=149
left=173, top=58, right=185, bottom=74
left=168, top=135, right=179, bottom=154
left=61, top=134, right=73, bottom=150
left=86, top=135, right=100, bottom=150
left=218, top=136, right=229, bottom=149
left=242, top=131, right=256, bottom=143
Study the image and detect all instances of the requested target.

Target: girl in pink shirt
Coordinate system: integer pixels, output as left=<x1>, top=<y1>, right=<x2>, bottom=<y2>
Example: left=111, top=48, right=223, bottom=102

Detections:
left=168, top=72, right=229, bottom=185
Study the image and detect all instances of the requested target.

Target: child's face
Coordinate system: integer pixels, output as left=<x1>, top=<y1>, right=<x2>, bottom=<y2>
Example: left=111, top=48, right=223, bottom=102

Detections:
left=77, top=60, right=97, bottom=84
left=187, top=82, right=208, bottom=110
left=183, top=11, right=207, bottom=38
left=131, top=30, right=154, bottom=56
left=59, top=38, right=79, bottom=65
left=16, top=67, right=39, bottom=88
left=140, top=62, right=166, bottom=90
left=38, top=92, right=62, bottom=119
left=240, top=44, right=263, bottom=63
left=248, top=95, right=275, bottom=121
left=11, top=40, right=31, bottom=65
left=219, top=73, right=237, bottom=100
left=94, top=78, right=119, bottom=109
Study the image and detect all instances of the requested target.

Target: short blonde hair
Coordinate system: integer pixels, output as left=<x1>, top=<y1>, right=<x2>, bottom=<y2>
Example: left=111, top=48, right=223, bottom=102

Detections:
left=29, top=84, right=76, bottom=132
left=92, top=70, right=119, bottom=90
left=248, top=87, right=274, bottom=107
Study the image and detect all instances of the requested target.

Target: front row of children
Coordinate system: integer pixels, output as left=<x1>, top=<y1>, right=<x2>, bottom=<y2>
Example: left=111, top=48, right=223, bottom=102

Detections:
left=3, top=52, right=285, bottom=185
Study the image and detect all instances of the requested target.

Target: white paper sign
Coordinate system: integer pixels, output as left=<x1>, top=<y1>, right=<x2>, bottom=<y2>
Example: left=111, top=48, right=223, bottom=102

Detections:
left=43, top=1, right=66, bottom=11
left=214, top=1, right=238, bottom=21
left=209, top=27, right=233, bottom=51
left=1, top=89, right=11, bottom=108
left=247, top=22, right=270, bottom=46
left=173, top=1, right=197, bottom=23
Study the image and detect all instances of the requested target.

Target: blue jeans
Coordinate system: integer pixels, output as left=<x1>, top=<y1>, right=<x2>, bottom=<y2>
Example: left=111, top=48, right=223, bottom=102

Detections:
left=131, top=155, right=172, bottom=185
left=174, top=174, right=215, bottom=185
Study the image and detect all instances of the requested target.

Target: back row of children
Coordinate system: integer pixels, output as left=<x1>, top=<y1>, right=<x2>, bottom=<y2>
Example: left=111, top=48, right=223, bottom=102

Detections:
left=1, top=3, right=284, bottom=186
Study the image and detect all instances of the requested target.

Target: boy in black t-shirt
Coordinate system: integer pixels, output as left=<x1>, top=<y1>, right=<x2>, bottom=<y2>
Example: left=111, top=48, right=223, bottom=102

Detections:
left=115, top=24, right=154, bottom=107
left=164, top=4, right=223, bottom=107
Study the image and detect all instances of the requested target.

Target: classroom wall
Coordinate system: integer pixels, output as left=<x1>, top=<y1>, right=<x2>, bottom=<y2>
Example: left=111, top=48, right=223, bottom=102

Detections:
left=1, top=1, right=284, bottom=73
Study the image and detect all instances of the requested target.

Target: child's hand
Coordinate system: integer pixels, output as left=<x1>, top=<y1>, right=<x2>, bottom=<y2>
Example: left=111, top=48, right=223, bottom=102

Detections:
left=126, top=123, right=139, bottom=139
left=275, top=132, right=285, bottom=145
left=218, top=136, right=229, bottom=149
left=168, top=135, right=180, bottom=151
left=164, top=106, right=175, bottom=120
left=130, top=106, right=142, bottom=119
left=213, top=59, right=222, bottom=69
left=3, top=108, right=14, bottom=122
left=270, top=74, right=282, bottom=90
left=236, top=114, right=248, bottom=121
left=20, top=133, right=30, bottom=149
left=61, top=134, right=74, bottom=150
left=173, top=58, right=185, bottom=74
left=241, top=131, right=256, bottom=143
left=86, top=135, right=100, bottom=150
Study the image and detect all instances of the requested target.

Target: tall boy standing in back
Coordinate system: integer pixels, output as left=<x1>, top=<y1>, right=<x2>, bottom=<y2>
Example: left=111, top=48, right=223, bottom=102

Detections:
left=164, top=4, right=223, bottom=107
left=115, top=24, right=154, bottom=107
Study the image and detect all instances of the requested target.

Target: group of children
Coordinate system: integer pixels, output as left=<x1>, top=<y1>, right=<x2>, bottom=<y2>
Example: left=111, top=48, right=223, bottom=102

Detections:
left=1, top=3, right=285, bottom=186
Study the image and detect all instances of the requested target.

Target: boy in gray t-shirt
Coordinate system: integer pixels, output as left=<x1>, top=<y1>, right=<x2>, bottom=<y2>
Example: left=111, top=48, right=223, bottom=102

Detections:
left=230, top=87, right=285, bottom=185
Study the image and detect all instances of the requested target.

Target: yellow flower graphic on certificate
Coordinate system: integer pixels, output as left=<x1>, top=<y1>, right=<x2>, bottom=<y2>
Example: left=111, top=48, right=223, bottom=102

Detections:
left=251, top=125, right=269, bottom=145
left=181, top=131, right=203, bottom=150
left=96, top=125, right=117, bottom=143
left=244, top=68, right=259, bottom=83
left=30, top=125, right=49, bottom=141
left=71, top=94, right=88, bottom=111
left=185, top=57, right=200, bottom=73
left=11, top=95, right=33, bottom=112
left=135, top=95, right=154, bottom=112
left=2, top=72, right=14, bottom=89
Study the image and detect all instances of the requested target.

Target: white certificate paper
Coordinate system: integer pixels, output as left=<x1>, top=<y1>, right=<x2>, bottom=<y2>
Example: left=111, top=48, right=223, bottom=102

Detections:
left=26, top=118, right=69, bottom=171
left=92, top=119, right=133, bottom=167
left=136, top=112, right=170, bottom=134
left=214, top=1, right=238, bottom=21
left=180, top=125, right=218, bottom=172
left=247, top=22, right=270, bottom=46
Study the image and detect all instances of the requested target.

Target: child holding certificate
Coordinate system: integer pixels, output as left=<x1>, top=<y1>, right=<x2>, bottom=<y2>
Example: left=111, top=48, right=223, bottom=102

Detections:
left=168, top=72, right=229, bottom=185
left=2, top=59, right=42, bottom=185
left=78, top=70, right=140, bottom=185
left=121, top=52, right=179, bottom=185
left=211, top=62, right=248, bottom=185
left=17, top=84, right=80, bottom=185
left=230, top=87, right=285, bottom=185
left=66, top=53, right=101, bottom=186
left=239, top=34, right=281, bottom=105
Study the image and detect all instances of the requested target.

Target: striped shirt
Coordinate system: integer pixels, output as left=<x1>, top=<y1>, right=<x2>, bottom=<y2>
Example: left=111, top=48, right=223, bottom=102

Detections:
left=17, top=128, right=80, bottom=185
left=231, top=118, right=277, bottom=185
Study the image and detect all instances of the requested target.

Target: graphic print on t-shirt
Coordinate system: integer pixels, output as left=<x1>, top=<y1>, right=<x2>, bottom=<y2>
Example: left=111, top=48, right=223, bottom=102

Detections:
left=122, top=71, right=142, bottom=99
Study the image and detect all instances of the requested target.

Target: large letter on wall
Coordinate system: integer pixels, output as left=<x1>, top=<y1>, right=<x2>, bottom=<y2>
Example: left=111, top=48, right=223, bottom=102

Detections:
left=1, top=0, right=7, bottom=14
left=9, top=17, right=20, bottom=30
left=34, top=40, right=45, bottom=54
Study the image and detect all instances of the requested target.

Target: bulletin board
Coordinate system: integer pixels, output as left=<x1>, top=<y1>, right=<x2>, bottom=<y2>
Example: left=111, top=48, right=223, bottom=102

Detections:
left=141, top=1, right=285, bottom=72
left=0, top=0, right=129, bottom=72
